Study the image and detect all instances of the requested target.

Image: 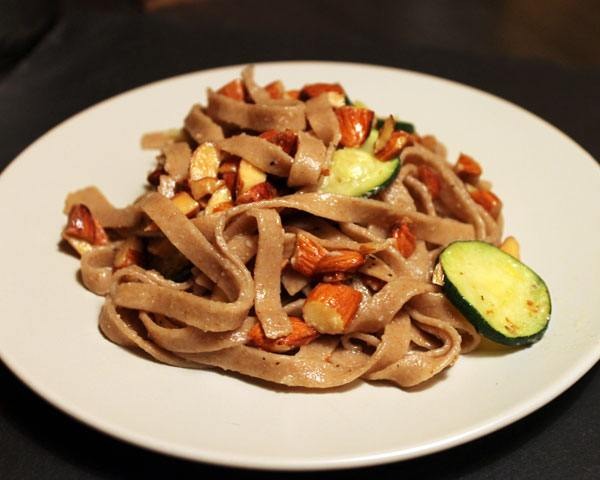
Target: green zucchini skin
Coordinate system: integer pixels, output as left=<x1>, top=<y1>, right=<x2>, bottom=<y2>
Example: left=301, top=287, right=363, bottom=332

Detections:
left=440, top=241, right=551, bottom=346
left=319, top=129, right=400, bottom=198
left=362, top=159, right=401, bottom=197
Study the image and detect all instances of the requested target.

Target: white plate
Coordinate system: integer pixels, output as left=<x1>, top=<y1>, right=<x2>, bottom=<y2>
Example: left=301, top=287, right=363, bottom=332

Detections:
left=0, top=62, right=599, bottom=471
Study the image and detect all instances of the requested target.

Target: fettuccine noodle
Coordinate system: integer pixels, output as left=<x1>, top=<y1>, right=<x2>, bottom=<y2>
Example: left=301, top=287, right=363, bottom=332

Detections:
left=61, top=66, right=509, bottom=389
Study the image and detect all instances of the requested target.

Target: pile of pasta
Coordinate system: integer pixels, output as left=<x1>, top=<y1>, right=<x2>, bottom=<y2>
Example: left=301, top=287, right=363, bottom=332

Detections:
left=62, top=66, right=505, bottom=389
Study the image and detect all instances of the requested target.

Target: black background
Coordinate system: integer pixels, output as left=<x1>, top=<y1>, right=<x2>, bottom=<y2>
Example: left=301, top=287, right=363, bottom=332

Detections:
left=1, top=1, right=599, bottom=478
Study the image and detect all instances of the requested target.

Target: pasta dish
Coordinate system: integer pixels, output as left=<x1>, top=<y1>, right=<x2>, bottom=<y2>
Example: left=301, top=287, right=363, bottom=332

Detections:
left=61, top=66, right=550, bottom=389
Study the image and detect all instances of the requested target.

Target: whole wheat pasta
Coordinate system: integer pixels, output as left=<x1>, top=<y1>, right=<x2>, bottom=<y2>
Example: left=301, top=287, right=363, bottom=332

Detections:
left=61, top=65, right=515, bottom=390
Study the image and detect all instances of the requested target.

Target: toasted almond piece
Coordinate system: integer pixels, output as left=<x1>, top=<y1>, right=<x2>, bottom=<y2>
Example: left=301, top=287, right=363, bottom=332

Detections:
left=140, top=128, right=185, bottom=150
left=416, top=165, right=442, bottom=200
left=374, top=115, right=395, bottom=153
left=171, top=191, right=200, bottom=217
left=454, top=153, right=482, bottom=183
left=290, top=233, right=328, bottom=277
left=218, top=156, right=240, bottom=196
left=113, top=237, right=144, bottom=270
left=248, top=316, right=319, bottom=353
left=259, top=129, right=298, bottom=156
left=217, top=78, right=246, bottom=101
left=284, top=89, right=300, bottom=100
left=211, top=201, right=234, bottom=213
left=316, top=250, right=365, bottom=273
left=218, top=156, right=240, bottom=174
left=470, top=188, right=502, bottom=219
left=375, top=131, right=413, bottom=161
left=205, top=185, right=233, bottom=214
left=189, top=177, right=223, bottom=201
left=64, top=204, right=109, bottom=246
left=236, top=159, right=267, bottom=196
left=302, top=283, right=362, bottom=334
left=221, top=172, right=237, bottom=197
left=264, top=80, right=284, bottom=99
left=392, top=219, right=416, bottom=258
left=62, top=235, right=94, bottom=256
left=157, top=174, right=177, bottom=198
left=500, top=236, right=520, bottom=259
left=325, top=91, right=347, bottom=108
left=189, top=142, right=220, bottom=181
left=334, top=106, right=375, bottom=148
left=431, top=262, right=445, bottom=286
left=235, top=181, right=277, bottom=205
left=300, top=83, right=345, bottom=101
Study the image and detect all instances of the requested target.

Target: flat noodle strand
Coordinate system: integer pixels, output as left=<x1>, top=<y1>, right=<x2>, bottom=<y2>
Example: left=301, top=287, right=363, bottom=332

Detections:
left=63, top=66, right=509, bottom=390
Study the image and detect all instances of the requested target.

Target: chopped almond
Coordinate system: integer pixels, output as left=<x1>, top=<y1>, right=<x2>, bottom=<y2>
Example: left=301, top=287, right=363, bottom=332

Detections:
left=217, top=78, right=245, bottom=101
left=431, top=262, right=445, bottom=286
left=299, top=82, right=346, bottom=106
left=211, top=201, right=234, bottom=213
left=64, top=204, right=109, bottom=246
left=375, top=131, right=413, bottom=161
left=290, top=234, right=328, bottom=277
left=113, top=237, right=144, bottom=270
left=171, top=191, right=200, bottom=217
left=189, top=177, right=223, bottom=201
left=248, top=316, right=319, bottom=353
left=374, top=115, right=395, bottom=153
left=335, top=106, right=374, bottom=148
left=264, top=80, right=284, bottom=99
left=416, top=165, right=442, bottom=200
left=284, top=89, right=300, bottom=100
left=236, top=159, right=267, bottom=196
left=205, top=185, right=233, bottom=214
left=157, top=174, right=176, bottom=198
left=316, top=250, right=365, bottom=274
left=259, top=129, right=298, bottom=156
left=302, top=283, right=362, bottom=334
left=235, top=181, right=277, bottom=205
left=189, top=142, right=220, bottom=181
left=218, top=157, right=239, bottom=174
left=218, top=156, right=240, bottom=196
left=392, top=220, right=416, bottom=258
left=300, top=83, right=345, bottom=100
left=62, top=236, right=94, bottom=256
left=470, top=188, right=502, bottom=219
left=454, top=153, right=482, bottom=183
left=500, top=236, right=520, bottom=259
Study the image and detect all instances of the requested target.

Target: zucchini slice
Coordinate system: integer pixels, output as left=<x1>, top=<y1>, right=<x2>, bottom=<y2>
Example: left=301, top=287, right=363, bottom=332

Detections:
left=440, top=241, right=551, bottom=346
left=320, top=129, right=400, bottom=197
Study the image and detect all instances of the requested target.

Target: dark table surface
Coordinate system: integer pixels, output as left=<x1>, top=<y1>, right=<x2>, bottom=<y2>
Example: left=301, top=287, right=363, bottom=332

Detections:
left=1, top=2, right=599, bottom=478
